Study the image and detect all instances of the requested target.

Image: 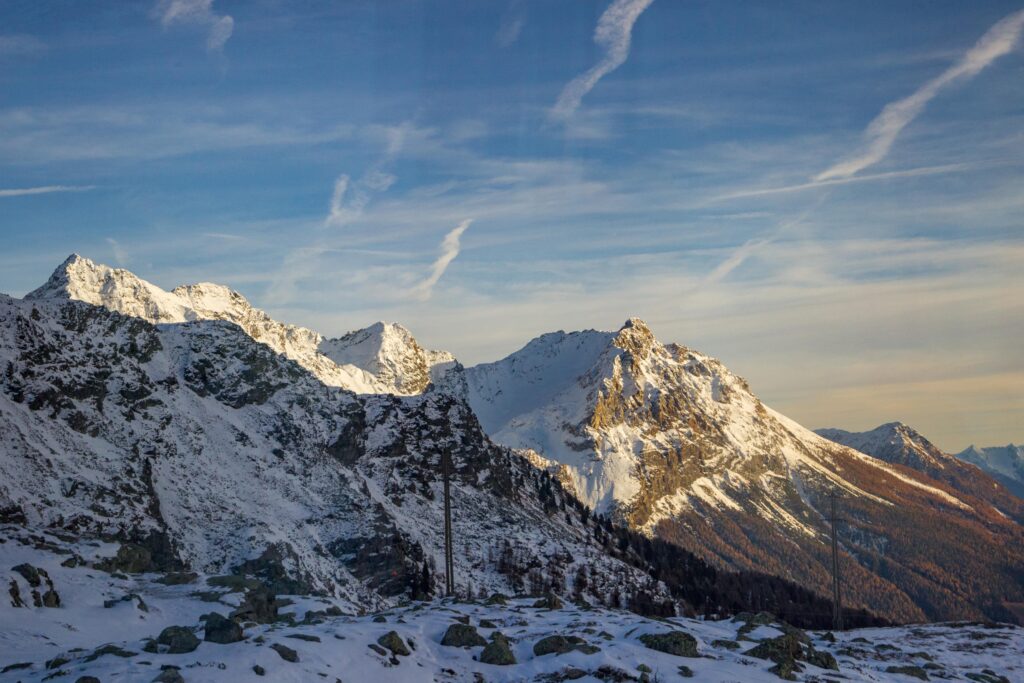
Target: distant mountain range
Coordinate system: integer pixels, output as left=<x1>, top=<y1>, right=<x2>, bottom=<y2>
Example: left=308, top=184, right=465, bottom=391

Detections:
left=955, top=443, right=1024, bottom=499
left=2, top=255, right=1022, bottom=625
left=816, top=422, right=1024, bottom=521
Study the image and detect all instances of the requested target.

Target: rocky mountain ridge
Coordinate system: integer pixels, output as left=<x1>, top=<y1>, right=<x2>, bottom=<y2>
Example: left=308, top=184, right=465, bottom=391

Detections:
left=26, top=254, right=455, bottom=396
left=464, top=319, right=1024, bottom=624
left=0, top=289, right=669, bottom=613
left=816, top=422, right=1024, bottom=523
left=5, top=256, right=1023, bottom=626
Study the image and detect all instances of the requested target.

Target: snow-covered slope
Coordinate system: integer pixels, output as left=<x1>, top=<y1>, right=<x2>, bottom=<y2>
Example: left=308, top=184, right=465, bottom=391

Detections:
left=464, top=320, right=1024, bottom=624
left=25, top=254, right=453, bottom=395
left=6, top=532, right=1020, bottom=683
left=956, top=444, right=1024, bottom=498
left=0, top=291, right=670, bottom=614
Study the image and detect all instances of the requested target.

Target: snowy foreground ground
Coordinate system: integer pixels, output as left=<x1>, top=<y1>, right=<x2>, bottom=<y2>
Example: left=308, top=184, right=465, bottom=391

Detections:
left=2, top=535, right=1021, bottom=682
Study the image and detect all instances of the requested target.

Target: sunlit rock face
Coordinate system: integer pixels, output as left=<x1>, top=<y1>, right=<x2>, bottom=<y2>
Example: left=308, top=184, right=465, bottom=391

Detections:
left=464, top=317, right=1024, bottom=624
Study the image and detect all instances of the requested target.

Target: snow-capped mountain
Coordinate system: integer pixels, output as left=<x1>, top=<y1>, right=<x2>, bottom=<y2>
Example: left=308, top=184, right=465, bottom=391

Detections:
left=956, top=443, right=1024, bottom=499
left=816, top=422, right=1024, bottom=520
left=815, top=422, right=951, bottom=472
left=5, top=256, right=1024, bottom=627
left=25, top=254, right=455, bottom=396
left=464, top=319, right=1024, bottom=624
left=0, top=279, right=670, bottom=614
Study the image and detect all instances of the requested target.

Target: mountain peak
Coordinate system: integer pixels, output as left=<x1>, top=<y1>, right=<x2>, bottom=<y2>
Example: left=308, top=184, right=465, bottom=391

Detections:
left=816, top=422, right=955, bottom=473
left=320, top=321, right=454, bottom=395
left=26, top=253, right=107, bottom=300
left=20, top=255, right=455, bottom=396
left=613, top=317, right=657, bottom=359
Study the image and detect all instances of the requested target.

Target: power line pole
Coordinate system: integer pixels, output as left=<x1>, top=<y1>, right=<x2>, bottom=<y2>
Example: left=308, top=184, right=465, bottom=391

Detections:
left=828, top=489, right=843, bottom=631
left=442, top=448, right=454, bottom=597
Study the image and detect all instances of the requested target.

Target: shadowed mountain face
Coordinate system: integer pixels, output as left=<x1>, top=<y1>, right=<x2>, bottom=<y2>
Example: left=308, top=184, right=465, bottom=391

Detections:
left=0, top=284, right=662, bottom=612
left=465, top=321, right=1024, bottom=624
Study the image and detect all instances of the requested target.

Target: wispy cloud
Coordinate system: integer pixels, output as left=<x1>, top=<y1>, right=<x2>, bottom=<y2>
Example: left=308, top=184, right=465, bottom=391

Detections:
left=323, top=123, right=408, bottom=227
left=411, top=220, right=472, bottom=301
left=551, top=0, right=655, bottom=120
left=815, top=9, right=1024, bottom=181
left=714, top=163, right=972, bottom=201
left=105, top=238, right=129, bottom=266
left=497, top=11, right=525, bottom=48
left=0, top=104, right=356, bottom=164
left=324, top=170, right=398, bottom=228
left=155, top=0, right=234, bottom=52
left=0, top=185, right=94, bottom=198
left=0, top=34, right=46, bottom=56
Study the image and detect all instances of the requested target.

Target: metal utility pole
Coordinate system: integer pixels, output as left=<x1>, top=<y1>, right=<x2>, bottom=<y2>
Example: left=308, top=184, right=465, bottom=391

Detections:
left=442, top=448, right=454, bottom=597
left=828, top=489, right=843, bottom=631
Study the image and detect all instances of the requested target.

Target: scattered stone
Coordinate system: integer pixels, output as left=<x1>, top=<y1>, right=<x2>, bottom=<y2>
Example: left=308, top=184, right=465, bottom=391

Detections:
left=534, top=635, right=575, bottom=656
left=42, top=589, right=61, bottom=607
left=286, top=633, right=321, bottom=642
left=8, top=579, right=24, bottom=608
left=592, top=665, right=639, bottom=682
left=532, top=592, right=564, bottom=610
left=156, top=572, right=198, bottom=586
left=231, top=586, right=278, bottom=624
left=769, top=660, right=799, bottom=681
left=75, top=677, right=101, bottom=683
left=378, top=630, right=410, bottom=656
left=885, top=665, right=929, bottom=681
left=153, top=626, right=200, bottom=654
left=271, top=643, right=299, bottom=662
left=252, top=665, right=266, bottom=676
left=744, top=633, right=810, bottom=680
left=677, top=665, right=694, bottom=678
left=965, top=672, right=1010, bottom=683
left=712, top=638, right=740, bottom=650
left=84, top=644, right=137, bottom=661
left=441, top=623, right=487, bottom=648
left=2, top=663, right=31, bottom=673
left=638, top=631, right=699, bottom=657
left=61, top=555, right=83, bottom=568
left=479, top=619, right=497, bottom=629
left=152, top=669, right=184, bottom=683
left=206, top=574, right=261, bottom=592
left=805, top=644, right=839, bottom=671
left=46, top=656, right=70, bottom=670
left=12, top=563, right=42, bottom=587
left=103, top=593, right=148, bottom=612
left=99, top=543, right=153, bottom=574
left=368, top=643, right=388, bottom=656
left=479, top=632, right=516, bottom=665
left=372, top=615, right=387, bottom=623
left=204, top=612, right=244, bottom=644
left=484, top=593, right=509, bottom=606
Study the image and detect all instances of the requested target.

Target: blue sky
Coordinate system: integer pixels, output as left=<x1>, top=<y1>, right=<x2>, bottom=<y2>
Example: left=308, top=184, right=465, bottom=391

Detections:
left=1, top=1, right=1022, bottom=450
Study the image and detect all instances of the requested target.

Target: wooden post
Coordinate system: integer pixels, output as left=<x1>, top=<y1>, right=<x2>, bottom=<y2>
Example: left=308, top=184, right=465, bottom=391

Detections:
left=829, top=489, right=843, bottom=631
left=442, top=448, right=454, bottom=597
